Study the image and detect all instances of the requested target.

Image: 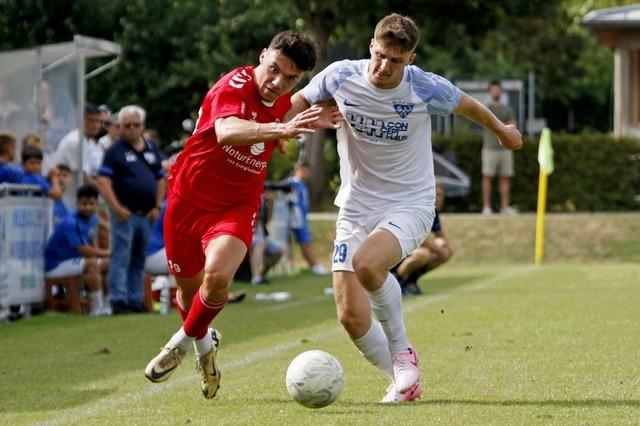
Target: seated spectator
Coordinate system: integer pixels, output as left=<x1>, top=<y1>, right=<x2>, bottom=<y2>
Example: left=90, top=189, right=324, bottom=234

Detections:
left=20, top=146, right=63, bottom=200
left=0, top=132, right=23, bottom=184
left=44, top=185, right=111, bottom=315
left=288, top=162, right=328, bottom=275
left=48, top=164, right=72, bottom=225
left=391, top=182, right=453, bottom=295
left=21, top=132, right=54, bottom=175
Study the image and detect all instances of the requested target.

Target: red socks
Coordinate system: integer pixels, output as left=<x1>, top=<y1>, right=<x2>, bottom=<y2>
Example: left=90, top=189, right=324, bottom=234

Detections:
left=182, top=287, right=227, bottom=339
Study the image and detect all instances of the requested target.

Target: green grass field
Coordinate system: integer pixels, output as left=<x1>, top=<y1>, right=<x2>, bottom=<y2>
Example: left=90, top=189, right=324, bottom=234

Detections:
left=2, top=262, right=639, bottom=425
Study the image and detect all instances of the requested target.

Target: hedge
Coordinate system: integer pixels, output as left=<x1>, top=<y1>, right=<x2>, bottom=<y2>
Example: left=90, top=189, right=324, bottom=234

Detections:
left=433, top=133, right=640, bottom=212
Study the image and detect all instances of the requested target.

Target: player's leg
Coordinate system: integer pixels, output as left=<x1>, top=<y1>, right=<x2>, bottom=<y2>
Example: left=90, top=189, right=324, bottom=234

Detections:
left=364, top=209, right=433, bottom=395
left=82, top=257, right=106, bottom=315
left=332, top=219, right=394, bottom=378
left=481, top=148, right=496, bottom=214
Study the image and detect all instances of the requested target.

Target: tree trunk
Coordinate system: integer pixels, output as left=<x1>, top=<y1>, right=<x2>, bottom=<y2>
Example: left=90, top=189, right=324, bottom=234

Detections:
left=300, top=3, right=334, bottom=208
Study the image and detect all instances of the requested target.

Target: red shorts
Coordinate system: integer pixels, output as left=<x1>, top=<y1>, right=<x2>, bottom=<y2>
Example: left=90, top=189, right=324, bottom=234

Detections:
left=163, top=194, right=257, bottom=278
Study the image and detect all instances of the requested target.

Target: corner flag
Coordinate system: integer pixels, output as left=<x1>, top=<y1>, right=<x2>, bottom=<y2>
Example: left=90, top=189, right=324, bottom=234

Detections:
left=535, top=127, right=553, bottom=264
left=538, top=127, right=554, bottom=175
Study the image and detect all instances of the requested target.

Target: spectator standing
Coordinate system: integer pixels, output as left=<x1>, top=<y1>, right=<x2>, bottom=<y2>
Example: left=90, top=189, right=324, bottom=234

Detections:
left=44, top=185, right=111, bottom=316
left=97, top=105, right=165, bottom=314
left=54, top=103, right=104, bottom=209
left=481, top=80, right=517, bottom=215
left=288, top=161, right=328, bottom=275
left=98, top=113, right=121, bottom=151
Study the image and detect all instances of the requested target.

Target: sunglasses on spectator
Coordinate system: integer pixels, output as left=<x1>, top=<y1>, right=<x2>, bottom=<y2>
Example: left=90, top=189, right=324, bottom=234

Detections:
left=123, top=122, right=142, bottom=129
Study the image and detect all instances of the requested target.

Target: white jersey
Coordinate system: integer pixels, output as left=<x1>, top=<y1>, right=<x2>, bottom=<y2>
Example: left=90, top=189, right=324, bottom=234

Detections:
left=303, top=59, right=461, bottom=214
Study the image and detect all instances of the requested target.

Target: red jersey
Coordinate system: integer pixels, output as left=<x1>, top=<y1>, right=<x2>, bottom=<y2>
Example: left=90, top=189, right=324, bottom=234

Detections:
left=171, top=66, right=292, bottom=211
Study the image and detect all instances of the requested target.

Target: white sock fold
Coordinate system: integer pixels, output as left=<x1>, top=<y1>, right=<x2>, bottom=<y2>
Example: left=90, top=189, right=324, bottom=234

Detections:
left=367, top=273, right=411, bottom=354
left=167, top=328, right=193, bottom=352
left=193, top=331, right=213, bottom=356
left=353, top=319, right=394, bottom=378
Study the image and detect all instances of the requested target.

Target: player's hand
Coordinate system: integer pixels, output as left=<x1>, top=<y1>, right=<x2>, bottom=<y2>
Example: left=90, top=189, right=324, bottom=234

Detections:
left=498, top=124, right=523, bottom=150
left=309, top=104, right=343, bottom=130
left=147, top=206, right=160, bottom=222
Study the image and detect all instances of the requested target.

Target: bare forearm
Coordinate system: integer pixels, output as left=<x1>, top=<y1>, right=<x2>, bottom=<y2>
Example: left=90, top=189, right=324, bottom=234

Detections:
left=155, top=179, right=166, bottom=207
left=215, top=117, right=291, bottom=146
left=454, top=92, right=504, bottom=135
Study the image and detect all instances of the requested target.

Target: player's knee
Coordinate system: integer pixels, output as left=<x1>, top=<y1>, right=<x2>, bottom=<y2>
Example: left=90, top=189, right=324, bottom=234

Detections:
left=351, top=255, right=378, bottom=285
left=202, top=269, right=231, bottom=291
left=336, top=307, right=368, bottom=335
left=84, top=257, right=98, bottom=273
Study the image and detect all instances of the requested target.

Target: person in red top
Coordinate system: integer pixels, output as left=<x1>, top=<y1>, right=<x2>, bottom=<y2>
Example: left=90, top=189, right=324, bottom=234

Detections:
left=144, top=30, right=341, bottom=399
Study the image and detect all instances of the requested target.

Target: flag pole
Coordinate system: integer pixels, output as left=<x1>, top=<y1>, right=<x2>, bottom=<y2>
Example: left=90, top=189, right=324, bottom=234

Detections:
left=535, top=127, right=553, bottom=265
left=535, top=170, right=548, bottom=264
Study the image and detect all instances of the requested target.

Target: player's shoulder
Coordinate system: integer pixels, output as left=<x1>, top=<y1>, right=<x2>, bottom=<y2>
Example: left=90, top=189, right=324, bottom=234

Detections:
left=407, top=66, right=458, bottom=99
left=215, top=66, right=254, bottom=93
left=321, top=59, right=365, bottom=79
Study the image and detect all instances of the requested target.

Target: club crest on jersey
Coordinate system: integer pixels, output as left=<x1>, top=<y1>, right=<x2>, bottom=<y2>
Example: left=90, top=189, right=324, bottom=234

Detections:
left=393, top=101, right=414, bottom=118
left=250, top=143, right=265, bottom=156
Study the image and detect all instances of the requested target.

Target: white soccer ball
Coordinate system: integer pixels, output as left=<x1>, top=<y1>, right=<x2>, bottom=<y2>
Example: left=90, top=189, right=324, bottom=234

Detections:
left=285, top=350, right=344, bottom=408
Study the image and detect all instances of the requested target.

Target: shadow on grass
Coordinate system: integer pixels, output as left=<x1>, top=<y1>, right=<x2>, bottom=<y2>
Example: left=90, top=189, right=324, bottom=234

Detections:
left=419, top=274, right=490, bottom=296
left=0, top=388, right=116, bottom=413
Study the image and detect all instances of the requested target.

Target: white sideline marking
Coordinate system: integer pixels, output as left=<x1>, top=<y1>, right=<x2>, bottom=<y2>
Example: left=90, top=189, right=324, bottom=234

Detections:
left=40, top=266, right=532, bottom=426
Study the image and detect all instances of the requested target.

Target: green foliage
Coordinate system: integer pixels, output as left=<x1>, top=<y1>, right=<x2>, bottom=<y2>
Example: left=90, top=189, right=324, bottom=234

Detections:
left=433, top=133, right=640, bottom=212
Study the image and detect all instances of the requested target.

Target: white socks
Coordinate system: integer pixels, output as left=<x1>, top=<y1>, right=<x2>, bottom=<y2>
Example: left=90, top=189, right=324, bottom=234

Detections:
left=353, top=320, right=394, bottom=378
left=89, top=291, right=104, bottom=313
left=167, top=328, right=212, bottom=355
left=367, top=273, right=411, bottom=354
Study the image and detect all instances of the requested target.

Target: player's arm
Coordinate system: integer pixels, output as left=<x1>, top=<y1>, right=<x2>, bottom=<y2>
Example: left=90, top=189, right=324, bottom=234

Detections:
left=215, top=105, right=326, bottom=146
left=453, top=92, right=522, bottom=150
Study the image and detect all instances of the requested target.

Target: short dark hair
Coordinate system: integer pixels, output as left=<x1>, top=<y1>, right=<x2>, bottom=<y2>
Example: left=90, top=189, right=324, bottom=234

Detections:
left=488, top=79, right=502, bottom=89
left=56, top=163, right=72, bottom=174
left=374, top=13, right=420, bottom=52
left=21, top=146, right=43, bottom=163
left=76, top=184, right=99, bottom=200
left=85, top=102, right=101, bottom=116
left=268, top=31, right=317, bottom=71
left=0, top=132, right=16, bottom=155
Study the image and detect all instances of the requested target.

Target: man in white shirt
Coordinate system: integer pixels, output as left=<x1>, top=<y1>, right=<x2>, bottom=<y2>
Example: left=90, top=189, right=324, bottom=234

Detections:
left=287, top=13, right=522, bottom=403
left=54, top=103, right=103, bottom=209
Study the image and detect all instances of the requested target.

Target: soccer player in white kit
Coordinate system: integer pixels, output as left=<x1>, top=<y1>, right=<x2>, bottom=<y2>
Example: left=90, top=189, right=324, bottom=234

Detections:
left=287, top=13, right=522, bottom=402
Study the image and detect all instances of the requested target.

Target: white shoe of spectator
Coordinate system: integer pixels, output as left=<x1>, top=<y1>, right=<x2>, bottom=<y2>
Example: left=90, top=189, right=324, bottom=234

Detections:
left=311, top=264, right=329, bottom=275
left=500, top=206, right=518, bottom=216
left=481, top=207, right=493, bottom=216
left=90, top=304, right=112, bottom=316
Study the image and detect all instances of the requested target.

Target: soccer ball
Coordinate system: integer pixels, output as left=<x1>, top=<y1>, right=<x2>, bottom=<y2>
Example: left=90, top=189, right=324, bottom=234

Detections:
left=285, top=350, right=344, bottom=408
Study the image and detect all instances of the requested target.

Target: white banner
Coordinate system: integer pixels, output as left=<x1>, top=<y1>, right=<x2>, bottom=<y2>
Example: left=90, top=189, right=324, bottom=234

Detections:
left=0, top=188, right=52, bottom=306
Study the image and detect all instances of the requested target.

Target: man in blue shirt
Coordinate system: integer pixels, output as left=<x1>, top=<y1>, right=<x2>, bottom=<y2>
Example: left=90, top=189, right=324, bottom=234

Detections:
left=97, top=105, right=166, bottom=315
left=45, top=185, right=111, bottom=315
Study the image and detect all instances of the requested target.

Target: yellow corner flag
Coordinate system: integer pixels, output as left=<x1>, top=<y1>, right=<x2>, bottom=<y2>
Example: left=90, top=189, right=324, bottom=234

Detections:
left=535, top=128, right=554, bottom=264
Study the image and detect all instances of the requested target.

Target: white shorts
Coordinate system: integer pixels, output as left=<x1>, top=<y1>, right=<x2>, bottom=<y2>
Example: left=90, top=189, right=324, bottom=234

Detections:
left=331, top=206, right=434, bottom=272
left=45, top=258, right=85, bottom=278
left=145, top=249, right=168, bottom=275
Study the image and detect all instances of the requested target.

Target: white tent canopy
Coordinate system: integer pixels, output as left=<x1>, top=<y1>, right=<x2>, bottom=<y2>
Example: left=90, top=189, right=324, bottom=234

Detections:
left=0, top=35, right=121, bottom=186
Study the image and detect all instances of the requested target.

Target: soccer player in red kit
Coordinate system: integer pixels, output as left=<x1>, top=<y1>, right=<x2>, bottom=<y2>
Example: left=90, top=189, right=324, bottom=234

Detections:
left=144, top=31, right=341, bottom=399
